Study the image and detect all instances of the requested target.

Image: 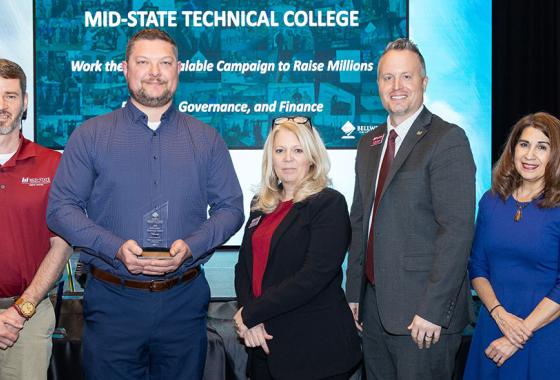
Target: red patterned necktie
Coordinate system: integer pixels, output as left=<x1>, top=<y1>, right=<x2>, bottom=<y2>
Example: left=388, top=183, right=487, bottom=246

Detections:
left=365, top=129, right=398, bottom=284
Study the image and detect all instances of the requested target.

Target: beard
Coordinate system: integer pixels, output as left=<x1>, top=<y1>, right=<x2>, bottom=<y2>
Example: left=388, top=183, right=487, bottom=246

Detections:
left=0, top=107, right=23, bottom=135
left=129, top=79, right=175, bottom=108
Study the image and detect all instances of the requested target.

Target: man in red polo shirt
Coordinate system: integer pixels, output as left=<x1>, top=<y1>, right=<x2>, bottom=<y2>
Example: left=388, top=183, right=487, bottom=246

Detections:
left=0, top=58, right=72, bottom=379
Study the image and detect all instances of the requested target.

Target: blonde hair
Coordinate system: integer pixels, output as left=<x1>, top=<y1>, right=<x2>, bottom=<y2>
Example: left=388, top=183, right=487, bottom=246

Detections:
left=252, top=120, right=331, bottom=213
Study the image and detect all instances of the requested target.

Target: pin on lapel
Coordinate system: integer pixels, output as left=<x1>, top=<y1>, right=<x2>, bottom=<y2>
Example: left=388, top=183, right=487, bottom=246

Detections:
left=249, top=216, right=262, bottom=229
left=371, top=134, right=385, bottom=146
left=416, top=130, right=423, bottom=136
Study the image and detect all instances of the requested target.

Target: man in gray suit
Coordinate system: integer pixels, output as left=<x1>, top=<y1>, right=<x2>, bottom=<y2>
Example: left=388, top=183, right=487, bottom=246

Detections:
left=346, top=38, right=476, bottom=379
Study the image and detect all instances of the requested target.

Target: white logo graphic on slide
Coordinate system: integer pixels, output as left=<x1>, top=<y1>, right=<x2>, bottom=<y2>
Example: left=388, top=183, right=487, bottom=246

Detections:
left=341, top=121, right=356, bottom=139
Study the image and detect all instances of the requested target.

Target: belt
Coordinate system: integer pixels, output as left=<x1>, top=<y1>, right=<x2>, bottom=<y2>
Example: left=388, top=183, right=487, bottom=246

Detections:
left=90, top=266, right=201, bottom=292
left=0, top=297, right=16, bottom=309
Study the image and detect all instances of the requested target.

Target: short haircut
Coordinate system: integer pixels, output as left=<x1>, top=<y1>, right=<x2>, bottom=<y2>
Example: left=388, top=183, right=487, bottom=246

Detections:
left=0, top=58, right=26, bottom=94
left=378, top=38, right=426, bottom=77
left=492, top=112, right=560, bottom=208
left=125, top=29, right=178, bottom=61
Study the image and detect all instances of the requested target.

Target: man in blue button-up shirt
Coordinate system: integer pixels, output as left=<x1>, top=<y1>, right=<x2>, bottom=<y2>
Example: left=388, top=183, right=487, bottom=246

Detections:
left=47, top=29, right=244, bottom=380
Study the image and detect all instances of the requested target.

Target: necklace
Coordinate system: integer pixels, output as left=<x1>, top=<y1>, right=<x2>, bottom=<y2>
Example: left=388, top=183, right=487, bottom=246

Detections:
left=513, top=189, right=543, bottom=222
left=513, top=200, right=531, bottom=222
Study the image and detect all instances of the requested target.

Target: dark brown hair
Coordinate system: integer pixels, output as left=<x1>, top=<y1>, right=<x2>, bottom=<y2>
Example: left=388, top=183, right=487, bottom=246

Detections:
left=492, top=112, right=560, bottom=208
left=125, top=29, right=177, bottom=62
left=0, top=58, right=26, bottom=95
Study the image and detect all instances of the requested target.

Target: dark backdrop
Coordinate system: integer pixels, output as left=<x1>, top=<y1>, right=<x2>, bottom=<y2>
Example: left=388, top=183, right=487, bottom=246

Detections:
left=492, top=0, right=560, bottom=163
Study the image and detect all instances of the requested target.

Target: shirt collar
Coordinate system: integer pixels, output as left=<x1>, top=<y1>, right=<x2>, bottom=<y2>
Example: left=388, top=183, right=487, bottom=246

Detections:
left=1, top=133, right=38, bottom=168
left=125, top=98, right=177, bottom=125
left=386, top=104, right=424, bottom=139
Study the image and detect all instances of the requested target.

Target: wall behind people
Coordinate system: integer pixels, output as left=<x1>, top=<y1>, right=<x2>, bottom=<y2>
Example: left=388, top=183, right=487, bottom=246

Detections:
left=411, top=0, right=491, bottom=198
left=0, top=1, right=34, bottom=138
left=492, top=0, right=560, bottom=163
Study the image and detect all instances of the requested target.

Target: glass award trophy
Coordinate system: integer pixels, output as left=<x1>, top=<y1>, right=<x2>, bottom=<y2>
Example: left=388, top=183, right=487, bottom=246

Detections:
left=141, top=202, right=171, bottom=258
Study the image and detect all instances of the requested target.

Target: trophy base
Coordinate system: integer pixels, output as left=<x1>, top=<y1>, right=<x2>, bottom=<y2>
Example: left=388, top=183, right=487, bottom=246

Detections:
left=141, top=247, right=172, bottom=259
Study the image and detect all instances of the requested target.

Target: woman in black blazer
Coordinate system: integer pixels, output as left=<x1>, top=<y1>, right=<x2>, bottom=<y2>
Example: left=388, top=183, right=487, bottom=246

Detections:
left=234, top=116, right=361, bottom=380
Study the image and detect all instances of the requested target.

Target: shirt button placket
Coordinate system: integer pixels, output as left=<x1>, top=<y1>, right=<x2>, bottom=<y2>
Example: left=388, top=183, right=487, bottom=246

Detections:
left=151, top=130, right=161, bottom=201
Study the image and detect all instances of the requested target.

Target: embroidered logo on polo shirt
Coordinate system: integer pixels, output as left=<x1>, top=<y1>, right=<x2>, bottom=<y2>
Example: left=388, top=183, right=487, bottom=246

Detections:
left=21, top=177, right=51, bottom=187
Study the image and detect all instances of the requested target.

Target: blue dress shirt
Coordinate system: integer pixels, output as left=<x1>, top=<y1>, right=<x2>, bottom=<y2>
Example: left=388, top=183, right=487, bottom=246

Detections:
left=47, top=100, right=244, bottom=279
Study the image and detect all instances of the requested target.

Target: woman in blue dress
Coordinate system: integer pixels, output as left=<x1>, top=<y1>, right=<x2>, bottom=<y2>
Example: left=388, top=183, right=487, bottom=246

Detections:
left=464, top=112, right=560, bottom=379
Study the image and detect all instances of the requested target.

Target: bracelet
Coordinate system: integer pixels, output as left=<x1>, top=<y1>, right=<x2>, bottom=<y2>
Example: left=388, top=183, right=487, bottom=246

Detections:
left=489, top=304, right=503, bottom=315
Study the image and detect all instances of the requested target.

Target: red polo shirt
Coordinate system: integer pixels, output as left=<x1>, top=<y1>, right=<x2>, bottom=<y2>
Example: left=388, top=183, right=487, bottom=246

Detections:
left=0, top=135, right=61, bottom=297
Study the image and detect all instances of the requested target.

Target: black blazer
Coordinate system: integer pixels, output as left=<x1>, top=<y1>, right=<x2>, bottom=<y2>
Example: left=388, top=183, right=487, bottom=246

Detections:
left=235, top=188, right=361, bottom=380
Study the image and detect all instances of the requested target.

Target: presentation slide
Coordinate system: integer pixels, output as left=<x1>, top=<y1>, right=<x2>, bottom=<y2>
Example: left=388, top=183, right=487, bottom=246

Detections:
left=0, top=0, right=490, bottom=247
left=34, top=0, right=407, bottom=150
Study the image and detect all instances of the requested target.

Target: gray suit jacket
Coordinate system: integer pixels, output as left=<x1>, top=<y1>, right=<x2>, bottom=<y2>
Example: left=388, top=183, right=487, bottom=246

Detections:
left=346, top=107, right=476, bottom=335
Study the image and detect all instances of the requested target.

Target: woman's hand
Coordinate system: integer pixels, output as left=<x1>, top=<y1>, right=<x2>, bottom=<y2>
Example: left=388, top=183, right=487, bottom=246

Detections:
left=233, top=307, right=248, bottom=338
left=485, top=336, right=518, bottom=366
left=491, top=307, right=533, bottom=348
left=242, top=323, right=274, bottom=354
left=348, top=303, right=363, bottom=331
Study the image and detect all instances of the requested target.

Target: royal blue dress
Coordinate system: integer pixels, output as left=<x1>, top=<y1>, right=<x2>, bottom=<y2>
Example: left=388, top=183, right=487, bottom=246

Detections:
left=464, top=191, right=560, bottom=379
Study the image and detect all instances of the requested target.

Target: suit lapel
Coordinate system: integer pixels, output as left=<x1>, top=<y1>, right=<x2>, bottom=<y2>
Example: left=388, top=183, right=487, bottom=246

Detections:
left=268, top=203, right=302, bottom=258
left=380, top=108, right=432, bottom=198
left=363, top=126, right=387, bottom=212
left=243, top=210, right=265, bottom=275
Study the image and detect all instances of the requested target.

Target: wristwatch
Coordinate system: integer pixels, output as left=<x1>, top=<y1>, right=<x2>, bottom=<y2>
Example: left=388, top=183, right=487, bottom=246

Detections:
left=14, top=298, right=36, bottom=319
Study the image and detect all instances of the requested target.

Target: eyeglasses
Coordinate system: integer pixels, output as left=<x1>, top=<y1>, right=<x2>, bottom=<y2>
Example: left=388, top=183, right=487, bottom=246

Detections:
left=272, top=116, right=312, bottom=130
